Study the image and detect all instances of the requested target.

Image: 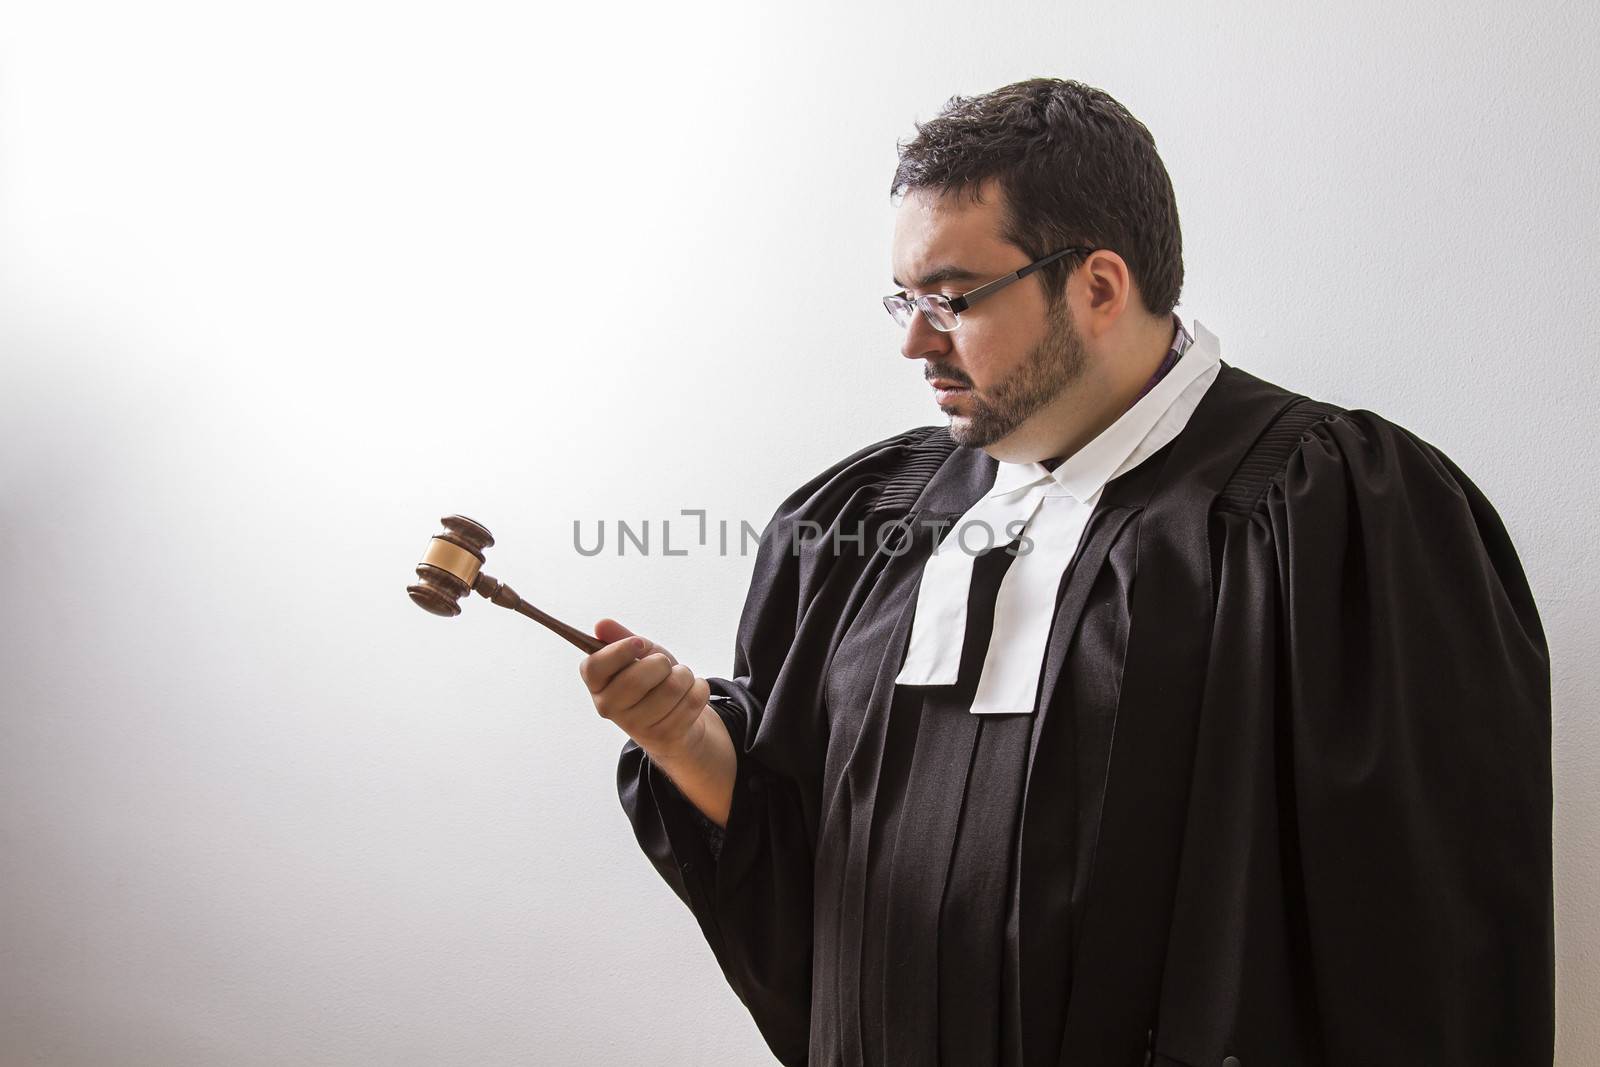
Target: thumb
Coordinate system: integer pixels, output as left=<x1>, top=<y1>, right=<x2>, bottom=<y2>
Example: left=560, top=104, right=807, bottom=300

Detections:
left=593, top=617, right=635, bottom=644
left=593, top=618, right=677, bottom=665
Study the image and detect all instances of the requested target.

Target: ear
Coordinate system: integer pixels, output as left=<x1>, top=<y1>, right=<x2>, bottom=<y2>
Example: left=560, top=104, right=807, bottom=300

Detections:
left=1079, top=248, right=1135, bottom=331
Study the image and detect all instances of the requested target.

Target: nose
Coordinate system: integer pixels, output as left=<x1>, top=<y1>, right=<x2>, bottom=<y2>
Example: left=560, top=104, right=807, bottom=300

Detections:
left=899, top=305, right=953, bottom=363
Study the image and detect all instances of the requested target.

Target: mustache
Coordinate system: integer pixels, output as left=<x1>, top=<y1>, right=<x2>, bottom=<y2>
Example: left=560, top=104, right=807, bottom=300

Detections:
left=924, top=366, right=973, bottom=387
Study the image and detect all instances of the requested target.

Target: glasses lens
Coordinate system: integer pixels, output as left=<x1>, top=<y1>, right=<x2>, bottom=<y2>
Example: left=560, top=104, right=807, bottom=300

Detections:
left=884, top=295, right=914, bottom=328
left=920, top=295, right=959, bottom=332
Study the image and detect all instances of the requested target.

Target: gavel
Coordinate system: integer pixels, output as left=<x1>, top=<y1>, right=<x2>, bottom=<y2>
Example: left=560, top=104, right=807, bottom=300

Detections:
left=406, top=514, right=603, bottom=654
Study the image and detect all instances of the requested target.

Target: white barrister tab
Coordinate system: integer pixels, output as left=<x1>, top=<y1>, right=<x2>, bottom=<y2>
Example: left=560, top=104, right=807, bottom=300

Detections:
left=894, top=317, right=1222, bottom=714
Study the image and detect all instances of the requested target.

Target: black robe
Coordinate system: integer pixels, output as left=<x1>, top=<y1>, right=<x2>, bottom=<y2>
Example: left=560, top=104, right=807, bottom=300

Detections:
left=617, top=360, right=1554, bottom=1066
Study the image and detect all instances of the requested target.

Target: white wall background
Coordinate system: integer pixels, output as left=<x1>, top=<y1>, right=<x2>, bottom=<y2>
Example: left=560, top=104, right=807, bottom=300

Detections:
left=2, top=1, right=1595, bottom=1063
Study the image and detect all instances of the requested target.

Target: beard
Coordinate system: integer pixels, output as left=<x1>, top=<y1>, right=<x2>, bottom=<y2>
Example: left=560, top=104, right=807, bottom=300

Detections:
left=943, top=299, right=1088, bottom=449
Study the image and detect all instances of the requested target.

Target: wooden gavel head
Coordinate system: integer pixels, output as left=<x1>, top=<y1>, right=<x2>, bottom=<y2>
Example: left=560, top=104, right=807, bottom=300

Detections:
left=406, top=514, right=604, bottom=653
left=407, top=514, right=495, bottom=617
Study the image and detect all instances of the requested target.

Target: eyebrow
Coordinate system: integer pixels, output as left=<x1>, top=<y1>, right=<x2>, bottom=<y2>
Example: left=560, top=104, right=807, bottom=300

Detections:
left=891, top=264, right=985, bottom=290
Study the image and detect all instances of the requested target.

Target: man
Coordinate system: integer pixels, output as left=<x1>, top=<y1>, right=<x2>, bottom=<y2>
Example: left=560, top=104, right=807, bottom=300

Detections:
left=581, top=78, right=1553, bottom=1066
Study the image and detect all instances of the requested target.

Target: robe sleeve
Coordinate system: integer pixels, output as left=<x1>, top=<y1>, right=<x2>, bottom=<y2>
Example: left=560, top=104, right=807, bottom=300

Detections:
left=1264, top=409, right=1553, bottom=1064
left=616, top=425, right=939, bottom=1066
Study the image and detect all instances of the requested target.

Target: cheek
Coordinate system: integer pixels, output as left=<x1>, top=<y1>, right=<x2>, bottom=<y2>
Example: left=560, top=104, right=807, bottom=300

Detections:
left=955, top=327, right=1022, bottom=391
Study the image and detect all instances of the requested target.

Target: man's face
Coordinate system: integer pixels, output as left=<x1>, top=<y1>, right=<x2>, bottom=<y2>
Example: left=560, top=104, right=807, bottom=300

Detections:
left=890, top=181, right=1088, bottom=451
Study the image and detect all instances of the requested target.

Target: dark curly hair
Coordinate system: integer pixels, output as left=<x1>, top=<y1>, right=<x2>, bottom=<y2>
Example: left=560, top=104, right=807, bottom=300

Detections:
left=890, top=77, right=1183, bottom=318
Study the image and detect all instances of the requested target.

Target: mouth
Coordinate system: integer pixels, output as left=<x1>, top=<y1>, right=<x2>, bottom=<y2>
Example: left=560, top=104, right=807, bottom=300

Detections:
left=930, top=378, right=971, bottom=403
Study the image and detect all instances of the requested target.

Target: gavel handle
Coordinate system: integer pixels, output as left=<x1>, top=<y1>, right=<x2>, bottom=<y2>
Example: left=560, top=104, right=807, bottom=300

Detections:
left=472, top=572, right=604, bottom=654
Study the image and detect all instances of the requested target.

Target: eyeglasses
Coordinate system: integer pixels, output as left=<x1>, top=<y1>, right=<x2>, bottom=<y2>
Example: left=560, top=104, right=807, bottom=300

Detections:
left=883, top=246, right=1098, bottom=333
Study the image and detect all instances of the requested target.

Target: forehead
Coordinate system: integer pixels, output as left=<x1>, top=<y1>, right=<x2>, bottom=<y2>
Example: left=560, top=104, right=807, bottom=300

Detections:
left=891, top=183, right=1013, bottom=288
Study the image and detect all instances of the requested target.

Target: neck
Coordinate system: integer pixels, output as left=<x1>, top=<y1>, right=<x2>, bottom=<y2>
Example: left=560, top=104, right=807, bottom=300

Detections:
left=994, top=313, right=1179, bottom=469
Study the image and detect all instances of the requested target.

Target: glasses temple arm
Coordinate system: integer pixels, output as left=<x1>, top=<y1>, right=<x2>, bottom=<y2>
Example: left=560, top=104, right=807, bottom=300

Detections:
left=948, top=247, right=1088, bottom=313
